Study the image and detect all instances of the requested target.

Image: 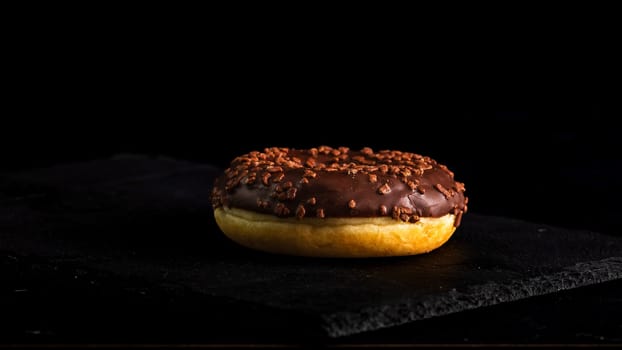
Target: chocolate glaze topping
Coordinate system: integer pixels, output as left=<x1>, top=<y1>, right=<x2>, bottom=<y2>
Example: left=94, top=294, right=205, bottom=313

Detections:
left=211, top=146, right=468, bottom=226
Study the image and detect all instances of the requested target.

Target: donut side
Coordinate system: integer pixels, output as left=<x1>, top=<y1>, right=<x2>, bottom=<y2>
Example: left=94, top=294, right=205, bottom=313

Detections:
left=214, top=207, right=457, bottom=258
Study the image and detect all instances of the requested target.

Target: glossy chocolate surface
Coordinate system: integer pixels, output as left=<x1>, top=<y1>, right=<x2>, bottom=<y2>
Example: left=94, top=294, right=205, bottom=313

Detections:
left=211, top=146, right=468, bottom=225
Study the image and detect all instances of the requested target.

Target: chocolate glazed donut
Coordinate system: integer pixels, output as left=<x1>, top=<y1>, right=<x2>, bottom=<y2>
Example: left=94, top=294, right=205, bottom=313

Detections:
left=211, top=146, right=468, bottom=258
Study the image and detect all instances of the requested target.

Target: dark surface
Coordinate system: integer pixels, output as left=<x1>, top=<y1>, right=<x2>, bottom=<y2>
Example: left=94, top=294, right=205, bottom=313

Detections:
left=2, top=156, right=622, bottom=344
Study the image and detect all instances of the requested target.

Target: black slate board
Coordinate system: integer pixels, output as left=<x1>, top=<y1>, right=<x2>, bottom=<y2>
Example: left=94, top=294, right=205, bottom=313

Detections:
left=2, top=155, right=622, bottom=339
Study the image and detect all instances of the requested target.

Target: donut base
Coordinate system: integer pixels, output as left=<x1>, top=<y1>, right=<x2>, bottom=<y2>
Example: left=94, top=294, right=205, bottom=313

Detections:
left=214, top=207, right=457, bottom=258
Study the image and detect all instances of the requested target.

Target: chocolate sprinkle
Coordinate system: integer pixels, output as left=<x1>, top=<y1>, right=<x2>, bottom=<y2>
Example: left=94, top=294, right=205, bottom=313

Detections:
left=296, top=204, right=306, bottom=219
left=316, top=208, right=325, bottom=218
left=378, top=183, right=392, bottom=195
left=211, top=146, right=467, bottom=226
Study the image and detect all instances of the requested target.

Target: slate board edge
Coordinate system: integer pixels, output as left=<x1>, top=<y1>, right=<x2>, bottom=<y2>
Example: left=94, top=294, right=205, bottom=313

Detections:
left=321, top=256, right=622, bottom=338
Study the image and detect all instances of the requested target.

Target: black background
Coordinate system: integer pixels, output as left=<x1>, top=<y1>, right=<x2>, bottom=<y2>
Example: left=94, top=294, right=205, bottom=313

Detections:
left=2, top=11, right=620, bottom=234
left=2, top=7, right=622, bottom=346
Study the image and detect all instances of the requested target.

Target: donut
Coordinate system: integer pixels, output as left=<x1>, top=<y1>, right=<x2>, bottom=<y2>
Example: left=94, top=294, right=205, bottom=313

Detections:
left=211, top=146, right=468, bottom=258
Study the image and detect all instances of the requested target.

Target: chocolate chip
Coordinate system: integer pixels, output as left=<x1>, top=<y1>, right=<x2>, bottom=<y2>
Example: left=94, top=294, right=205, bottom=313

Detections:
left=379, top=205, right=388, bottom=216
left=378, top=183, right=391, bottom=194
left=262, top=173, right=271, bottom=186
left=400, top=207, right=413, bottom=215
left=296, top=204, right=306, bottom=219
left=392, top=206, right=401, bottom=220
left=286, top=187, right=297, bottom=200
left=272, top=173, right=285, bottom=183
left=434, top=183, right=452, bottom=199
left=274, top=203, right=290, bottom=216
left=455, top=181, right=466, bottom=192
left=318, top=145, right=332, bottom=154
left=267, top=166, right=283, bottom=173
left=304, top=169, right=317, bottom=178
left=256, top=199, right=270, bottom=209
left=316, top=208, right=325, bottom=218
